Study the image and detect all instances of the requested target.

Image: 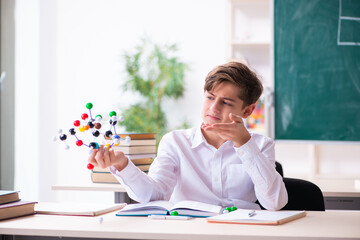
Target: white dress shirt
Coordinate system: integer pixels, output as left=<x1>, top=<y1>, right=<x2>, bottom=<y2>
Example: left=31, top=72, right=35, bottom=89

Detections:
left=110, top=125, right=288, bottom=210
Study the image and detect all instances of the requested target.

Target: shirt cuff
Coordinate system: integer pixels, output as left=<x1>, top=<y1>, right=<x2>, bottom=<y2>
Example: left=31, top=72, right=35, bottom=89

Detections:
left=234, top=137, right=260, bottom=163
left=109, top=159, right=138, bottom=178
left=109, top=158, right=153, bottom=203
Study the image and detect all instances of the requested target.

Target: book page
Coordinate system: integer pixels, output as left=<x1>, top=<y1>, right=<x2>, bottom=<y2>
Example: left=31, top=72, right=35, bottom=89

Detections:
left=172, top=200, right=222, bottom=213
left=119, top=200, right=173, bottom=212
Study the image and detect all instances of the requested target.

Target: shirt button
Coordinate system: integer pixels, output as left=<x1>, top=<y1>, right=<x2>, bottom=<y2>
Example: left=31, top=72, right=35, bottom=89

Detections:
left=214, top=177, right=219, bottom=182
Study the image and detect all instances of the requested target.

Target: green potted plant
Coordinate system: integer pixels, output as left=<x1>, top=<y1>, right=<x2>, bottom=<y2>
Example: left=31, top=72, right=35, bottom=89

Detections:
left=119, top=39, right=189, bottom=143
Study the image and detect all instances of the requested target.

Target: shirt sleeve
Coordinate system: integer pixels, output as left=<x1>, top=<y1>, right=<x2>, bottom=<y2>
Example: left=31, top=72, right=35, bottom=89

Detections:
left=234, top=136, right=288, bottom=210
left=109, top=132, right=179, bottom=203
left=109, top=160, right=154, bottom=203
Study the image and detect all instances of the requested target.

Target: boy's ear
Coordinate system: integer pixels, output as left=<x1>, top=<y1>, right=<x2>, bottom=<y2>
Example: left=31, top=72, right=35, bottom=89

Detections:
left=242, top=103, right=256, bottom=118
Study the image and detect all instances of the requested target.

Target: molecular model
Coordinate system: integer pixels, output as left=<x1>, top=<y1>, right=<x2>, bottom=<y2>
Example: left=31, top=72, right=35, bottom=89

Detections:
left=53, top=102, right=131, bottom=170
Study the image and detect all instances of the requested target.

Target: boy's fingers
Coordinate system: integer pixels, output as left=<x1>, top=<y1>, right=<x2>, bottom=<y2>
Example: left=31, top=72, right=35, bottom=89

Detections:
left=210, top=123, right=235, bottom=130
left=88, top=149, right=97, bottom=163
left=229, top=113, right=243, bottom=123
left=94, top=146, right=105, bottom=167
left=89, top=149, right=101, bottom=167
left=96, top=146, right=104, bottom=160
left=109, top=148, right=117, bottom=164
left=103, top=146, right=111, bottom=168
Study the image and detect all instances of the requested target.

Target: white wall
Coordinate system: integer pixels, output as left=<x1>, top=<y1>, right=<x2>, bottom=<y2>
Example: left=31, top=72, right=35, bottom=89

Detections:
left=15, top=0, right=59, bottom=202
left=15, top=0, right=226, bottom=202
left=276, top=142, right=360, bottom=178
left=14, top=0, right=360, bottom=203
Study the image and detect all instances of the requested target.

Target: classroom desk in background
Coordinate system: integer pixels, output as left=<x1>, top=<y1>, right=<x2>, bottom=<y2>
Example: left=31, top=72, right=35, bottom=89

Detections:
left=52, top=183, right=133, bottom=203
left=53, top=177, right=360, bottom=209
left=0, top=210, right=359, bottom=240
left=302, top=178, right=360, bottom=210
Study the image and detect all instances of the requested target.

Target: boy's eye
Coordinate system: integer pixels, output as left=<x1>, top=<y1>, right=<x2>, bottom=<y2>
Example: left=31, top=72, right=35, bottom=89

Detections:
left=207, top=96, right=214, bottom=100
left=223, top=101, right=231, bottom=106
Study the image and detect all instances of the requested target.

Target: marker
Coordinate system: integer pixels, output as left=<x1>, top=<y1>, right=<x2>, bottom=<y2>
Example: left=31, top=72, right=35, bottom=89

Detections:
left=148, top=215, right=192, bottom=220
left=248, top=210, right=256, bottom=217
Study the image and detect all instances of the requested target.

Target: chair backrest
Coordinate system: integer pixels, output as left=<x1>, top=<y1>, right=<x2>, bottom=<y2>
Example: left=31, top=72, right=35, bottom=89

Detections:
left=275, top=161, right=283, bottom=177
left=281, top=177, right=325, bottom=211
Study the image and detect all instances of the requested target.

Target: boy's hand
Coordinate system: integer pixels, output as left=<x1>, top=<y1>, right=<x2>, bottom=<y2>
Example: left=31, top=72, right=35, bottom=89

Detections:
left=202, top=113, right=251, bottom=147
left=88, top=145, right=129, bottom=171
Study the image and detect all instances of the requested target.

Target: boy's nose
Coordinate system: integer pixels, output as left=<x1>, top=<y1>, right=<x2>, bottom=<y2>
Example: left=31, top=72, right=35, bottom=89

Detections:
left=210, top=100, right=221, bottom=112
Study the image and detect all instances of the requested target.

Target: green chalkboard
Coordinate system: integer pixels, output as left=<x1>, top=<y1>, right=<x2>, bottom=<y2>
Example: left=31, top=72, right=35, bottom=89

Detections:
left=274, top=0, right=360, bottom=141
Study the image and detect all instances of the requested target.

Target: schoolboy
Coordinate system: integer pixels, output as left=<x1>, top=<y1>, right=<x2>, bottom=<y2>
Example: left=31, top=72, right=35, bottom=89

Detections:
left=88, top=62, right=288, bottom=210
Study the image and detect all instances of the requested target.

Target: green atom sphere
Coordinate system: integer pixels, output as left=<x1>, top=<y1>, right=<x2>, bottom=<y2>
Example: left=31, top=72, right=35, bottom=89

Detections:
left=109, top=111, right=117, bottom=117
left=86, top=102, right=93, bottom=110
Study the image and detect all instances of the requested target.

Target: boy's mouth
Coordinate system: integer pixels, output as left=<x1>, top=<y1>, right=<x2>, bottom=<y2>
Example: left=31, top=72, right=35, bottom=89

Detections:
left=207, top=114, right=221, bottom=121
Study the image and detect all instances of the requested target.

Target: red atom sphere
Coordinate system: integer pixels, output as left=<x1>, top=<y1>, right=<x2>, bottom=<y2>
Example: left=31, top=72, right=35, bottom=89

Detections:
left=76, top=140, right=83, bottom=146
left=74, top=120, right=81, bottom=127
left=81, top=113, right=89, bottom=120
left=87, top=163, right=94, bottom=170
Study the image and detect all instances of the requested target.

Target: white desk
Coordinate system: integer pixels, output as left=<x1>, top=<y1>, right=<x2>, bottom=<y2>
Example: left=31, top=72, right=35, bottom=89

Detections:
left=52, top=183, right=126, bottom=192
left=0, top=210, right=359, bottom=240
left=52, top=183, right=133, bottom=203
left=53, top=178, right=360, bottom=209
left=308, top=178, right=360, bottom=198
left=53, top=178, right=360, bottom=197
left=302, top=178, right=360, bottom=210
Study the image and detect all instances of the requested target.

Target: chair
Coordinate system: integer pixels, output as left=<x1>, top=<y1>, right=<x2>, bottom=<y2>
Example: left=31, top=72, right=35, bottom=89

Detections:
left=281, top=177, right=325, bottom=211
left=258, top=161, right=325, bottom=211
left=275, top=161, right=284, bottom=177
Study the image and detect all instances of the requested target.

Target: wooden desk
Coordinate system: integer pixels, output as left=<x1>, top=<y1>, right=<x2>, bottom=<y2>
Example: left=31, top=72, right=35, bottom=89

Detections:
left=0, top=210, right=359, bottom=240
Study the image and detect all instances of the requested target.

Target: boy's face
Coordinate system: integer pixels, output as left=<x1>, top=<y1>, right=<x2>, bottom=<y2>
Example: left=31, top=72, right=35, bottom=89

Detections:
left=202, top=81, right=252, bottom=125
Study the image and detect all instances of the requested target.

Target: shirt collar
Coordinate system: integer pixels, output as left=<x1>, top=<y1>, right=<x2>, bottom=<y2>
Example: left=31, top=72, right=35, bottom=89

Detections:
left=191, top=124, right=206, bottom=149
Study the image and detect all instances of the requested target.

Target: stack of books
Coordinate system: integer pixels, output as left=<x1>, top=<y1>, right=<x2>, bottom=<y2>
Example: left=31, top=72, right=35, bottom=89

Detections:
left=0, top=190, right=37, bottom=220
left=91, top=133, right=156, bottom=184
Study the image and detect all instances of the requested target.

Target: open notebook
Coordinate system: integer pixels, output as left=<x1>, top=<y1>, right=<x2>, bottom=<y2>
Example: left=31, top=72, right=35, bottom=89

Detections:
left=116, top=200, right=223, bottom=217
left=207, top=209, right=307, bottom=225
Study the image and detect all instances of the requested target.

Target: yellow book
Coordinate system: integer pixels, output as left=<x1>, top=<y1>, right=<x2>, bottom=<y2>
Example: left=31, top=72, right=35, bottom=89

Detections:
left=112, top=145, right=156, bottom=154
left=91, top=172, right=119, bottom=184
left=105, top=133, right=155, bottom=140
left=93, top=162, right=152, bottom=173
left=136, top=164, right=151, bottom=172
left=131, top=158, right=153, bottom=165
left=117, top=133, right=155, bottom=139
left=105, top=138, right=156, bottom=146
left=127, top=154, right=156, bottom=160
